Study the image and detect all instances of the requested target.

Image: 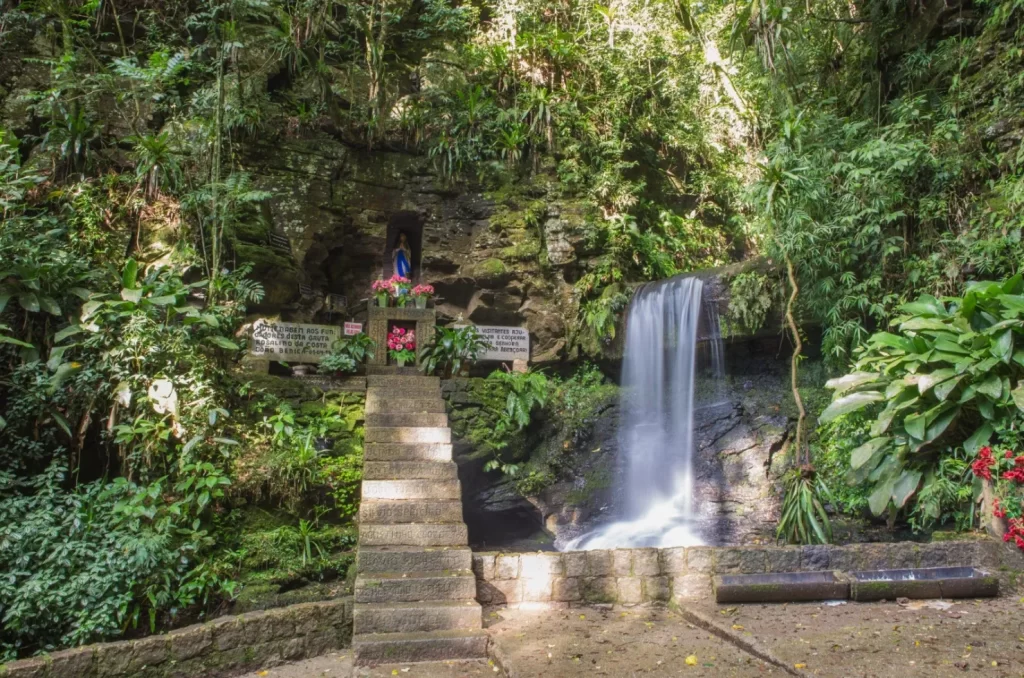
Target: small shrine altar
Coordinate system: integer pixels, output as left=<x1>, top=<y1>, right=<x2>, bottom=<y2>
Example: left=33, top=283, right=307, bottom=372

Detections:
left=367, top=305, right=435, bottom=367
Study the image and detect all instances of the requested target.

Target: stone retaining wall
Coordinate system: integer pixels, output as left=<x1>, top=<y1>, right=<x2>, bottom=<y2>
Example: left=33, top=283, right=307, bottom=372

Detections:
left=0, top=598, right=352, bottom=678
left=473, top=540, right=1022, bottom=607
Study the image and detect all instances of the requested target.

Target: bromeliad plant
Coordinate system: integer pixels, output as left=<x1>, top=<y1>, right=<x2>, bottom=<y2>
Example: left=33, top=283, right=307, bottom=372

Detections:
left=820, top=277, right=1024, bottom=522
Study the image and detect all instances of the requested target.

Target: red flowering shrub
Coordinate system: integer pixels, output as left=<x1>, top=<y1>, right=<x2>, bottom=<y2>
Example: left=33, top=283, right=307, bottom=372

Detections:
left=970, top=446, right=1024, bottom=550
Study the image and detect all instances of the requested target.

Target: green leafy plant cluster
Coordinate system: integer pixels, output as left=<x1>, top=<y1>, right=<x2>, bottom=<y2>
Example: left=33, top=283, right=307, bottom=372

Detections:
left=318, top=334, right=376, bottom=375
left=726, top=271, right=775, bottom=337
left=821, top=279, right=1024, bottom=522
left=420, top=325, right=492, bottom=378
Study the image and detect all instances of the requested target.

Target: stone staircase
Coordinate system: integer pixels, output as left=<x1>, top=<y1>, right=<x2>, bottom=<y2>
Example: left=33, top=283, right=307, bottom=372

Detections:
left=353, top=371, right=487, bottom=665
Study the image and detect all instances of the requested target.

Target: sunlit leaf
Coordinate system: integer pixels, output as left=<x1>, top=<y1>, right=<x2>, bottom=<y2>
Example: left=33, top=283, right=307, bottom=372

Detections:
left=819, top=391, right=884, bottom=422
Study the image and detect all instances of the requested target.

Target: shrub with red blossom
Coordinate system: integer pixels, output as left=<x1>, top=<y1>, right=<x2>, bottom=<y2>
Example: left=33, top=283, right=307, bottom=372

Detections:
left=970, top=446, right=1024, bottom=550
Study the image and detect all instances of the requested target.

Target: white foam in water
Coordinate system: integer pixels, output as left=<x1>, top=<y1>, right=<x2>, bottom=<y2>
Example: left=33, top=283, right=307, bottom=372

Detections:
left=565, top=276, right=714, bottom=550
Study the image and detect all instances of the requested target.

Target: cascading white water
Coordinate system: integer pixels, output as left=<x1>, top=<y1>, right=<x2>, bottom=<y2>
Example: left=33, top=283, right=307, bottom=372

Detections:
left=565, top=275, right=720, bottom=550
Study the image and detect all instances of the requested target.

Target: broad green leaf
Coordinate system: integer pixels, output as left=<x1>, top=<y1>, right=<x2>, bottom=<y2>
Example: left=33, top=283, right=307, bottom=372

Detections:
left=992, top=329, right=1014, bottom=363
left=868, top=475, right=897, bottom=516
left=0, top=292, right=9, bottom=314
left=81, top=300, right=103, bottom=320
left=924, top=405, right=958, bottom=443
left=933, top=375, right=964, bottom=401
left=53, top=324, right=83, bottom=343
left=933, top=339, right=968, bottom=355
left=206, top=336, right=239, bottom=350
left=891, top=470, right=922, bottom=508
left=977, top=395, right=994, bottom=420
left=18, top=292, right=40, bottom=313
left=0, top=334, right=33, bottom=348
left=976, top=375, right=1002, bottom=399
left=819, top=391, right=884, bottom=422
left=900, top=317, right=950, bottom=332
left=869, top=332, right=913, bottom=352
left=122, top=258, right=139, bottom=289
left=121, top=287, right=143, bottom=303
left=39, top=295, right=61, bottom=316
left=885, top=379, right=909, bottom=399
left=961, top=291, right=977, bottom=319
left=149, top=295, right=178, bottom=306
left=1011, top=384, right=1024, bottom=413
left=871, top=405, right=898, bottom=436
left=851, top=438, right=887, bottom=470
left=68, top=287, right=91, bottom=300
left=46, top=345, right=69, bottom=371
left=904, top=412, right=926, bottom=440
left=964, top=423, right=994, bottom=453
left=48, top=361, right=81, bottom=390
left=1003, top=273, right=1023, bottom=294
left=825, top=371, right=880, bottom=395
left=917, top=368, right=955, bottom=395
left=900, top=295, right=946, bottom=316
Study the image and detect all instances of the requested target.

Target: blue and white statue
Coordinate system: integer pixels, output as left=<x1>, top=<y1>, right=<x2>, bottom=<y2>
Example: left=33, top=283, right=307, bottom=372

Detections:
left=392, top=232, right=412, bottom=279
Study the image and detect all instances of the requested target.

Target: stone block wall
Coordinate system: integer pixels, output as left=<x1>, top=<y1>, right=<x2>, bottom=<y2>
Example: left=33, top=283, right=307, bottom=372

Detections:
left=0, top=599, right=352, bottom=678
left=473, top=540, right=1022, bottom=607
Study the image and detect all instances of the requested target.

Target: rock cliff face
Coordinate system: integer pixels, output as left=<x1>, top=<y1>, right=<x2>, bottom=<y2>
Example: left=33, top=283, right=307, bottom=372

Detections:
left=236, top=136, right=597, bottom=363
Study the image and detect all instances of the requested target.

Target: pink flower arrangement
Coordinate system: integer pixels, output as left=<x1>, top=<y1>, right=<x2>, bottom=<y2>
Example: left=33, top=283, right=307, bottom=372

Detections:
left=387, top=326, right=416, bottom=352
left=412, top=284, right=435, bottom=298
left=372, top=279, right=393, bottom=293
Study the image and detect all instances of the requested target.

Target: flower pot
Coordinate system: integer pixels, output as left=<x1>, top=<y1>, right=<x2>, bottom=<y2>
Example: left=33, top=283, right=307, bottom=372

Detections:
left=376, top=293, right=389, bottom=308
left=396, top=357, right=406, bottom=368
left=396, top=296, right=409, bottom=308
left=415, top=296, right=427, bottom=309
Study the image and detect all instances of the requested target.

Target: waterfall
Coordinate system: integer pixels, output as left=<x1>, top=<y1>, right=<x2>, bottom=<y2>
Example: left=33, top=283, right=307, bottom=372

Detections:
left=565, top=275, right=723, bottom=550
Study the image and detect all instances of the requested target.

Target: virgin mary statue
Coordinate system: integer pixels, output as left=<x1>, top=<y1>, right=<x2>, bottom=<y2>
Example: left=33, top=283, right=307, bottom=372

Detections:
left=393, top=232, right=413, bottom=279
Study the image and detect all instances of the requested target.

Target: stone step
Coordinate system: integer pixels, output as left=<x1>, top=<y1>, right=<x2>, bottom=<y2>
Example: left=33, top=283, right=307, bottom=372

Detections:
left=365, top=427, right=451, bottom=444
left=363, top=461, right=458, bottom=481
left=366, top=396, right=446, bottom=414
left=355, top=571, right=477, bottom=604
left=366, top=412, right=449, bottom=428
left=359, top=523, right=468, bottom=547
left=365, top=366, right=422, bottom=376
left=368, top=375, right=441, bottom=389
left=362, top=479, right=460, bottom=501
left=353, top=630, right=488, bottom=665
left=360, top=499, right=464, bottom=524
left=357, top=547, right=472, bottom=573
left=353, top=601, right=482, bottom=635
left=367, top=386, right=442, bottom=400
left=364, top=443, right=453, bottom=462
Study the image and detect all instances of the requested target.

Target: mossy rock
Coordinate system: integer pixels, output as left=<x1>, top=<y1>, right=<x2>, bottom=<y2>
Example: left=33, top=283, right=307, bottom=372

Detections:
left=470, top=258, right=510, bottom=286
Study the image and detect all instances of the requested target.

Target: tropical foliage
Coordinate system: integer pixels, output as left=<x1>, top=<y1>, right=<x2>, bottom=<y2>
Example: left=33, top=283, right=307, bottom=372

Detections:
left=821, top=280, right=1024, bottom=522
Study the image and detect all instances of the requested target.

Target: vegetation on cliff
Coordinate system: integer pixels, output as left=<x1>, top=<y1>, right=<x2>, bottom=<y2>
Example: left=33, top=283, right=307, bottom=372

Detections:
left=1, top=0, right=1024, bottom=657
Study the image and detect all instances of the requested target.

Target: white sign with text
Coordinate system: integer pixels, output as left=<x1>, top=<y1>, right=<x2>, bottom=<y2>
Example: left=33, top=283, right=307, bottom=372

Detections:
left=476, top=325, right=530, bottom=362
left=250, top=319, right=340, bottom=363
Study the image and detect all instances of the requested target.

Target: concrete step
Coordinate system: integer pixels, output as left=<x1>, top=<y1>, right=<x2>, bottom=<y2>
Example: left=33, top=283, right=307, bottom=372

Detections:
left=366, top=396, right=446, bottom=414
left=353, top=629, right=488, bottom=665
left=362, top=479, right=460, bottom=501
left=357, top=547, right=472, bottom=573
left=355, top=570, right=477, bottom=604
left=363, top=461, right=458, bottom=481
left=360, top=499, right=464, bottom=524
left=365, top=427, right=451, bottom=444
left=368, top=375, right=440, bottom=389
left=366, top=412, right=448, bottom=428
left=353, top=601, right=482, bottom=635
left=359, top=523, right=468, bottom=547
left=364, top=443, right=453, bottom=462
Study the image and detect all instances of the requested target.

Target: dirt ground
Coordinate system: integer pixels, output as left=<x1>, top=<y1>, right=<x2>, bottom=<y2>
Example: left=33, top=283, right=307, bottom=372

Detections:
left=486, top=606, right=776, bottom=676
left=702, top=597, right=1024, bottom=677
left=240, top=598, right=1024, bottom=677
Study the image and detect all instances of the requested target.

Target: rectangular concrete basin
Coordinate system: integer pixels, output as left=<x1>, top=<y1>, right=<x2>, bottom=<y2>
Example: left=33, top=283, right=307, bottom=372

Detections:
left=848, top=566, right=997, bottom=601
left=714, top=571, right=848, bottom=604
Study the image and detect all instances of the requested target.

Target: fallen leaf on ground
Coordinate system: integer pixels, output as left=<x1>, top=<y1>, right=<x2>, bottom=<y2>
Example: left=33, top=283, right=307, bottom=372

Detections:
left=685, top=655, right=698, bottom=666
left=795, top=663, right=807, bottom=669
left=732, top=624, right=744, bottom=631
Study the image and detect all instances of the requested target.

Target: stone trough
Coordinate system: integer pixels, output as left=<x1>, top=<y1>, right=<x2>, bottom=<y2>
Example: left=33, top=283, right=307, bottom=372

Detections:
left=713, top=571, right=849, bottom=604
left=848, top=566, right=998, bottom=601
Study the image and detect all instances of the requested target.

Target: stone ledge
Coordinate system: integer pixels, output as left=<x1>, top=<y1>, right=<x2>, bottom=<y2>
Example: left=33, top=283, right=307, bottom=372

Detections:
left=0, top=598, right=352, bottom=678
left=473, top=539, right=1023, bottom=606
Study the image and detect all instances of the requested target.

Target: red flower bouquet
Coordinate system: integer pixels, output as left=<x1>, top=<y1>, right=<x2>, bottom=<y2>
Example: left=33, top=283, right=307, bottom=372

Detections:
left=387, top=326, right=416, bottom=365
